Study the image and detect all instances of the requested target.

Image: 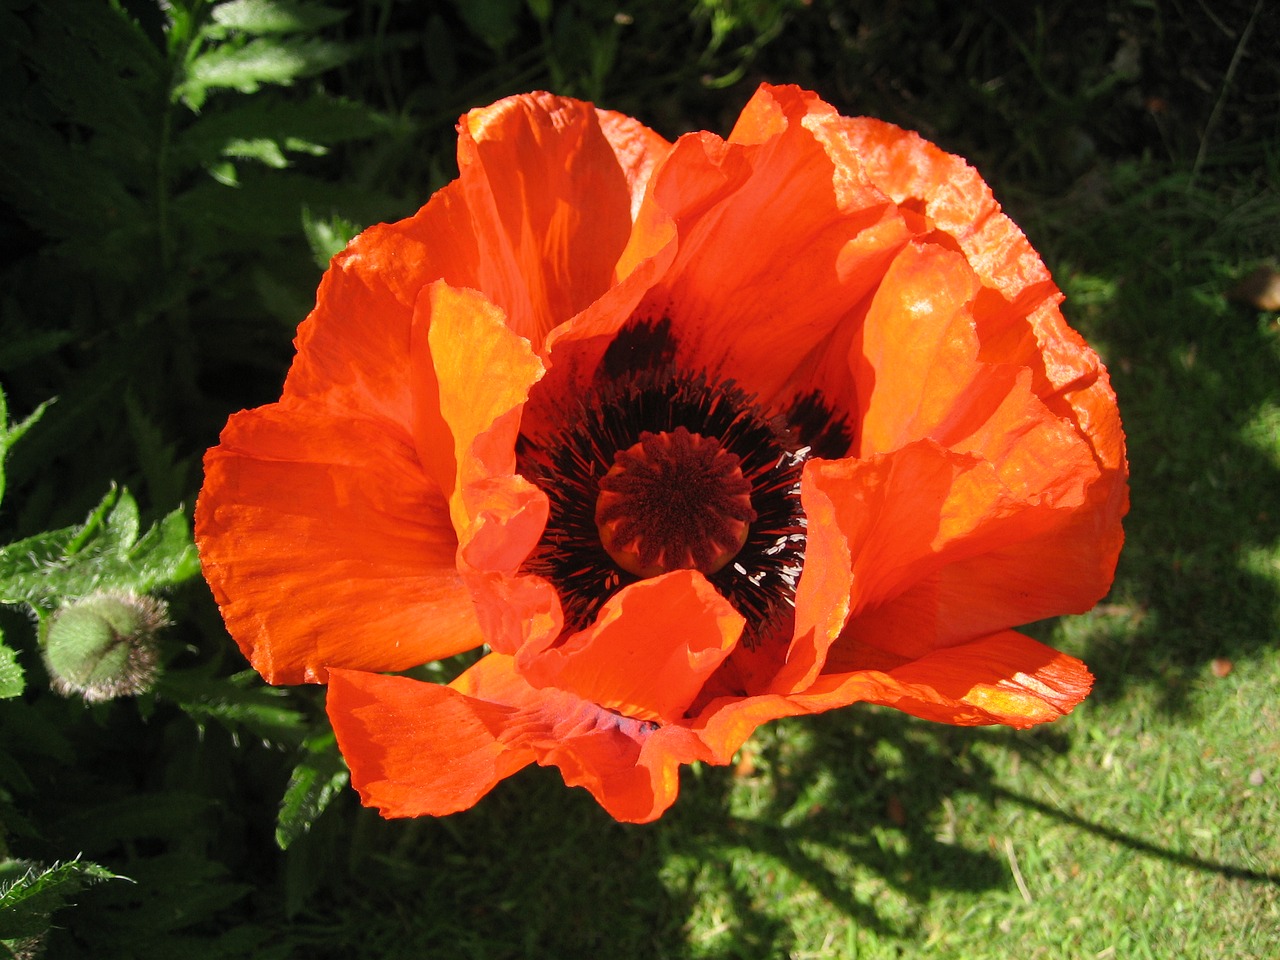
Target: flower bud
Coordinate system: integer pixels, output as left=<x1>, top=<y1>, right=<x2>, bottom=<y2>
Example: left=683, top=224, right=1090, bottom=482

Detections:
left=42, top=592, right=167, bottom=703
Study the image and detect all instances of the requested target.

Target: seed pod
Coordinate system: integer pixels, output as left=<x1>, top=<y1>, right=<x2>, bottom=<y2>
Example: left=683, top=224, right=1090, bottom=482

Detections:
left=42, top=592, right=168, bottom=703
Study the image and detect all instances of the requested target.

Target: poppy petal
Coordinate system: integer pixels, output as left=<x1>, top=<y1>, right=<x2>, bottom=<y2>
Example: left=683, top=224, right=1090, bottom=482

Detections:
left=518, top=571, right=744, bottom=723
left=285, top=94, right=669, bottom=429
left=457, top=654, right=715, bottom=822
left=327, top=667, right=535, bottom=817
left=411, top=280, right=565, bottom=656
left=832, top=114, right=1128, bottom=490
left=856, top=241, right=1098, bottom=506
left=594, top=107, right=673, bottom=220
left=457, top=93, right=669, bottom=347
left=803, top=630, right=1093, bottom=727
left=415, top=280, right=544, bottom=526
left=799, top=439, right=1100, bottom=666
left=830, top=115, right=1051, bottom=301
left=633, top=84, right=911, bottom=408
left=281, top=223, right=427, bottom=426
left=331, top=656, right=710, bottom=823
left=691, top=627, right=1090, bottom=765
left=196, top=402, right=479, bottom=684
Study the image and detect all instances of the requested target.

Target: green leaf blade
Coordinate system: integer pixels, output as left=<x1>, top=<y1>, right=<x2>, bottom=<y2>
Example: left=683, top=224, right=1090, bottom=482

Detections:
left=0, top=858, right=120, bottom=943
left=0, top=635, right=23, bottom=699
left=209, top=0, right=348, bottom=37
left=275, top=734, right=349, bottom=850
left=0, top=487, right=198, bottom=612
left=178, top=37, right=358, bottom=107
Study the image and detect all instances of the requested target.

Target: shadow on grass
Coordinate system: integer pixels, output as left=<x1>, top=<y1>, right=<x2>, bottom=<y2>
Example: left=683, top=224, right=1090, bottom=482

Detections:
left=1019, top=167, right=1280, bottom=714
left=278, top=709, right=1014, bottom=959
left=275, top=676, right=1280, bottom=960
left=42, top=672, right=1273, bottom=960
left=988, top=783, right=1280, bottom=886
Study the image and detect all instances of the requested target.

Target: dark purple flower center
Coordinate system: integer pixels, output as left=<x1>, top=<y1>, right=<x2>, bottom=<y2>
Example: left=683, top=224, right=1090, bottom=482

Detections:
left=516, top=318, right=852, bottom=645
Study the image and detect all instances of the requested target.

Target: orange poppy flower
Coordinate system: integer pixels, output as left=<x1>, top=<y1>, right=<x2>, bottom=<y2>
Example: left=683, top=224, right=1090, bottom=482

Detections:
left=196, top=85, right=1127, bottom=823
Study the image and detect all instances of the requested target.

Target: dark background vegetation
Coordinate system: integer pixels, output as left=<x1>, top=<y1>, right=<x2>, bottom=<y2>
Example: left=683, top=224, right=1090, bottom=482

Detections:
left=0, top=1, right=1276, bottom=957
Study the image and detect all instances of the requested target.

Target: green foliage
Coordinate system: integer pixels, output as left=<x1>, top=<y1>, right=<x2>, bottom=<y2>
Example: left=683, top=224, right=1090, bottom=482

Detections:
left=0, top=0, right=396, bottom=534
left=206, top=0, right=349, bottom=37
left=177, top=0, right=357, bottom=109
left=158, top=669, right=308, bottom=749
left=0, top=389, right=50, bottom=513
left=0, top=488, right=197, bottom=618
left=0, top=388, right=52, bottom=700
left=0, top=646, right=22, bottom=702
left=300, top=207, right=363, bottom=268
left=275, top=732, right=349, bottom=850
left=0, top=858, right=119, bottom=949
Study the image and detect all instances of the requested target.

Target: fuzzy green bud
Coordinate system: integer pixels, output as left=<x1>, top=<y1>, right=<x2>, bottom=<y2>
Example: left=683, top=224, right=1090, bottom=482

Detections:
left=42, top=592, right=167, bottom=703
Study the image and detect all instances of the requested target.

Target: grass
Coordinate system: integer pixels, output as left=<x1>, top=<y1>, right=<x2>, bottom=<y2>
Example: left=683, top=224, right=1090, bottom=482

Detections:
left=2, top=1, right=1277, bottom=957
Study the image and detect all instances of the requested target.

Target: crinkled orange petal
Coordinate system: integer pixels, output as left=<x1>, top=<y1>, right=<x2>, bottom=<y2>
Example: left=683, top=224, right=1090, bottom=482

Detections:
left=692, top=629, right=1091, bottom=761
left=327, top=667, right=536, bottom=817
left=457, top=654, right=713, bottom=822
left=844, top=455, right=1127, bottom=656
left=284, top=93, right=668, bottom=429
left=767, top=466, right=855, bottom=695
left=331, top=656, right=711, bottom=823
left=457, top=92, right=669, bottom=348
left=196, top=403, right=480, bottom=684
left=280, top=193, right=476, bottom=423
left=856, top=241, right=1097, bottom=505
left=413, top=280, right=565, bottom=656
left=628, top=84, right=911, bottom=410
left=832, top=116, right=1051, bottom=301
left=519, top=571, right=744, bottom=723
left=593, top=107, right=673, bottom=220
left=833, top=114, right=1128, bottom=497
left=418, top=280, right=544, bottom=526
left=980, top=294, right=1129, bottom=502
left=799, top=440, right=1102, bottom=667
left=801, top=630, right=1093, bottom=727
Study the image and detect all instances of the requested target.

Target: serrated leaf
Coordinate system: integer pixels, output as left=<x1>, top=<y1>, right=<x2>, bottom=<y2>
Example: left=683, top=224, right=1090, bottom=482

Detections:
left=301, top=207, right=362, bottom=268
left=177, top=36, right=357, bottom=108
left=276, top=733, right=349, bottom=849
left=208, top=0, right=348, bottom=37
left=0, top=2, right=159, bottom=259
left=173, top=168, right=393, bottom=241
left=224, top=136, right=291, bottom=167
left=8, top=0, right=161, bottom=146
left=0, top=115, right=151, bottom=250
left=158, top=670, right=307, bottom=749
left=176, top=93, right=392, bottom=175
left=0, top=635, right=23, bottom=699
left=0, top=387, right=53, bottom=510
left=0, top=858, right=120, bottom=942
left=124, top=394, right=192, bottom=513
left=0, top=487, right=199, bottom=613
